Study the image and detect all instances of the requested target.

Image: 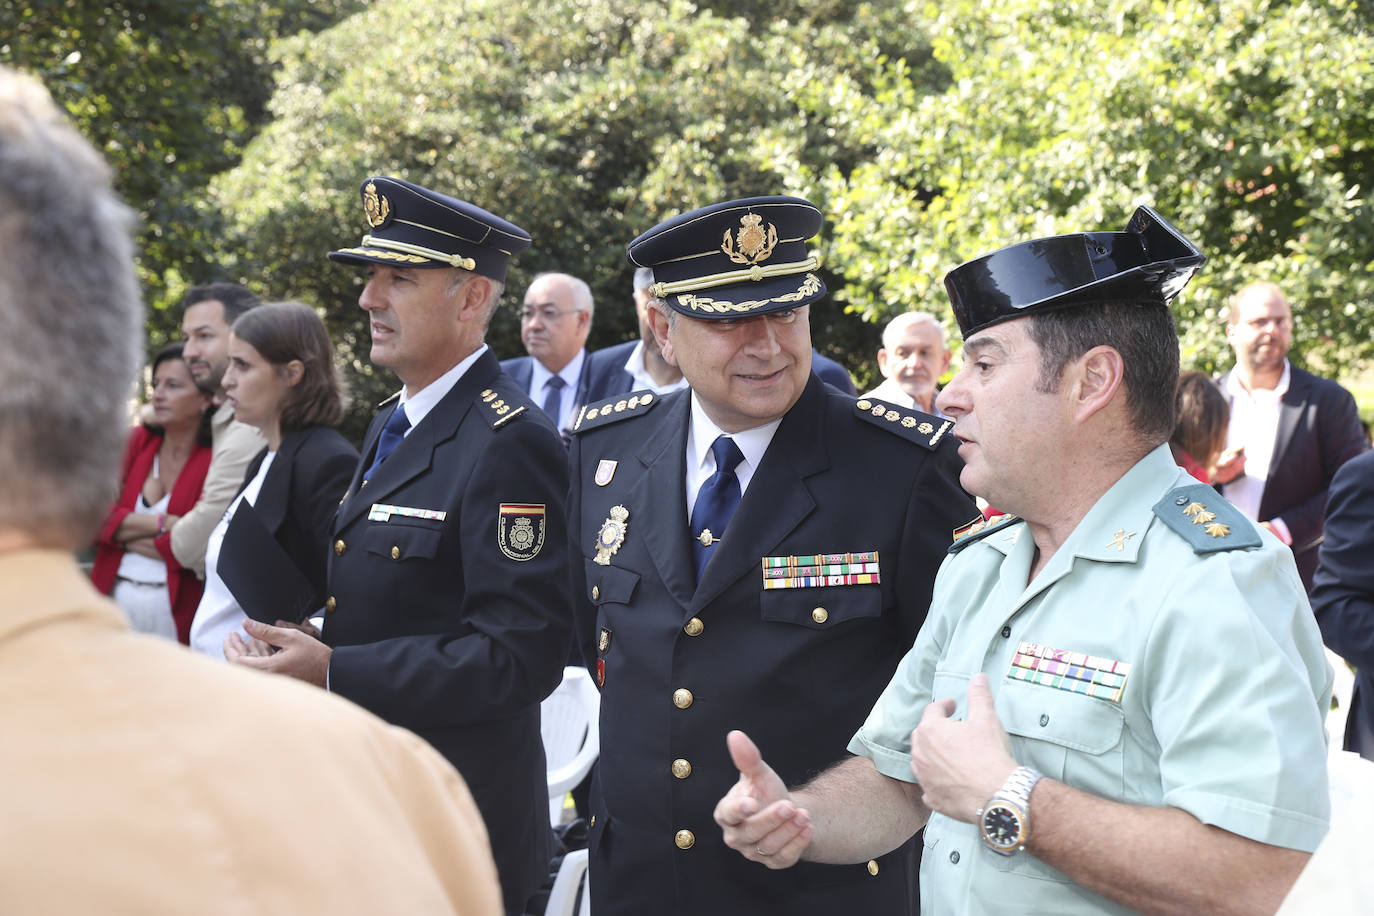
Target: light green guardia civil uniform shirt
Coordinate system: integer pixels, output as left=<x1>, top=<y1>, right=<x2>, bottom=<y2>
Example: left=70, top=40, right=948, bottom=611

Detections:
left=849, top=445, right=1332, bottom=916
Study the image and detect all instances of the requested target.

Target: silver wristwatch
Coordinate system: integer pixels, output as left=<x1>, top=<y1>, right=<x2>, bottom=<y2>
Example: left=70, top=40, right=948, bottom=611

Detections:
left=976, top=765, right=1042, bottom=856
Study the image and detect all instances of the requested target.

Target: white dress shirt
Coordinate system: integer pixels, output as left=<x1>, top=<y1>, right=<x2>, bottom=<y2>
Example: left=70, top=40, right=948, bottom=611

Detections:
left=1222, top=361, right=1291, bottom=541
left=527, top=349, right=585, bottom=432
left=683, top=394, right=782, bottom=517
left=623, top=341, right=689, bottom=396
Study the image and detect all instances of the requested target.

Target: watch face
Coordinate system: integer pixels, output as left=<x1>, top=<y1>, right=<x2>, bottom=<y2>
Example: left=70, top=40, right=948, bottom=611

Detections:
left=980, top=803, right=1023, bottom=850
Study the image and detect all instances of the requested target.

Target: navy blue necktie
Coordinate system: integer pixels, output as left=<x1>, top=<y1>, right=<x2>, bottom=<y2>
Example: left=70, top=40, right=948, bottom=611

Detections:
left=363, top=404, right=410, bottom=483
left=690, top=436, right=744, bottom=581
left=542, top=375, right=566, bottom=425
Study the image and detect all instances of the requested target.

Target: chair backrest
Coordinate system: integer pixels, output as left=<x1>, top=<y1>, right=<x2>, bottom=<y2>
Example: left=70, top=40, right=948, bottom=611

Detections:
left=541, top=666, right=601, bottom=825
left=543, top=847, right=590, bottom=916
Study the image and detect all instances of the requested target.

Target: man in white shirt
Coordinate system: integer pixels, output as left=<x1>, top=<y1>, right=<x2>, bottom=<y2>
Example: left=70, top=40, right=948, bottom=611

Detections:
left=171, top=283, right=267, bottom=576
left=500, top=272, right=594, bottom=432
left=1213, top=280, right=1366, bottom=591
left=863, top=311, right=952, bottom=415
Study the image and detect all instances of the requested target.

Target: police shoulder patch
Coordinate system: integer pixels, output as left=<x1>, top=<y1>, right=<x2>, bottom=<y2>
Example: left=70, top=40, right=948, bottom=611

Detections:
left=949, top=513, right=1020, bottom=554
left=853, top=398, right=953, bottom=451
left=1152, top=483, right=1262, bottom=554
left=572, top=390, right=661, bottom=434
left=476, top=388, right=528, bottom=429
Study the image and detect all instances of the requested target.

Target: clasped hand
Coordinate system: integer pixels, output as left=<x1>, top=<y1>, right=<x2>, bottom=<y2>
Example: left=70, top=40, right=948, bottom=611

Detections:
left=713, top=731, right=813, bottom=868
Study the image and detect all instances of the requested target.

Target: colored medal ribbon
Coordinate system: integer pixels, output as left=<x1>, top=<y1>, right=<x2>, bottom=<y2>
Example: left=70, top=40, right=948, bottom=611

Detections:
left=1006, top=641, right=1131, bottom=704
left=760, top=552, right=880, bottom=590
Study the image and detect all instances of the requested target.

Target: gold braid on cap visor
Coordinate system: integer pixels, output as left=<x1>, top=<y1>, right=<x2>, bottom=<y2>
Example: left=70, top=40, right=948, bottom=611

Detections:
left=648, top=256, right=820, bottom=300
left=355, top=234, right=478, bottom=271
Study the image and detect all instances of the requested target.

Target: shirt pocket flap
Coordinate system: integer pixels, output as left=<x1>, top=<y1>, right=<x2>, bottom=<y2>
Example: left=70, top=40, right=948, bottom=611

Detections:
left=585, top=560, right=640, bottom=606
left=759, top=585, right=882, bottom=630
left=999, top=679, right=1125, bottom=755
left=361, top=523, right=442, bottom=561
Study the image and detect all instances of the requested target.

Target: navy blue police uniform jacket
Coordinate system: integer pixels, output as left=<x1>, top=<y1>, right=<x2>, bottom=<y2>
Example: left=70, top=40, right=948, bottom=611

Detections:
left=568, top=374, right=978, bottom=916
left=322, top=348, right=572, bottom=916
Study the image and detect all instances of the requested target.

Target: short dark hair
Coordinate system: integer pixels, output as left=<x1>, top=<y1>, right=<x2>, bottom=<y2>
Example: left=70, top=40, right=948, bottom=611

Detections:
left=1026, top=302, right=1179, bottom=445
left=148, top=343, right=213, bottom=447
left=1171, top=370, right=1229, bottom=470
left=182, top=282, right=260, bottom=325
left=230, top=302, right=347, bottom=433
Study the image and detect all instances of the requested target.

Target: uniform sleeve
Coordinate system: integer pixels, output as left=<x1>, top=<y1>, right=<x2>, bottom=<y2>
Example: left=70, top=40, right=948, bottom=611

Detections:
left=329, top=418, right=572, bottom=727
left=170, top=420, right=265, bottom=576
left=1143, top=545, right=1332, bottom=852
left=1312, top=452, right=1374, bottom=670
left=848, top=555, right=958, bottom=781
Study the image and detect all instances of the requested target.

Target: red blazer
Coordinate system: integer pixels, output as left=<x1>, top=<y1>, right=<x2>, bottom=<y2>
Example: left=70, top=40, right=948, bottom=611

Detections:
left=91, top=425, right=213, bottom=643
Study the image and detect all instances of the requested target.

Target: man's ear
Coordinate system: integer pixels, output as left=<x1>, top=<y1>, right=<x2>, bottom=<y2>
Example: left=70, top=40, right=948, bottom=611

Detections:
left=876, top=348, right=891, bottom=377
left=647, top=304, right=679, bottom=368
left=1071, top=345, right=1124, bottom=422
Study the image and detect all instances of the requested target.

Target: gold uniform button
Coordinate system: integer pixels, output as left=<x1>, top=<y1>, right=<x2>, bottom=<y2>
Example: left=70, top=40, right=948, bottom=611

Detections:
left=589, top=815, right=596, bottom=827
left=325, top=596, right=337, bottom=613
left=671, top=758, right=692, bottom=779
left=672, top=688, right=694, bottom=709
left=812, top=607, right=829, bottom=624
left=390, top=545, right=401, bottom=560
left=867, top=859, right=879, bottom=876
left=675, top=829, right=695, bottom=850
left=334, top=539, right=347, bottom=556
left=591, top=585, right=600, bottom=600
left=684, top=617, right=704, bottom=637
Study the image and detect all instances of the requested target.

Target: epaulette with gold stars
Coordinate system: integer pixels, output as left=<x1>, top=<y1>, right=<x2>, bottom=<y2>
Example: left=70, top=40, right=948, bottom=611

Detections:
left=853, top=398, right=953, bottom=451
left=571, top=390, right=661, bottom=434
left=377, top=390, right=401, bottom=408
left=1152, top=483, right=1262, bottom=553
left=949, top=513, right=1020, bottom=553
left=476, top=388, right=528, bottom=430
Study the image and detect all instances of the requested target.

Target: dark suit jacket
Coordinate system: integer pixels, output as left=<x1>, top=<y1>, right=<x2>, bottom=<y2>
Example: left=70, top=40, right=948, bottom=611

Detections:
left=500, top=350, right=611, bottom=426
left=1312, top=449, right=1374, bottom=760
left=584, top=339, right=856, bottom=400
left=323, top=349, right=572, bottom=916
left=1220, top=365, right=1367, bottom=589
left=568, top=376, right=978, bottom=916
left=217, top=425, right=357, bottom=621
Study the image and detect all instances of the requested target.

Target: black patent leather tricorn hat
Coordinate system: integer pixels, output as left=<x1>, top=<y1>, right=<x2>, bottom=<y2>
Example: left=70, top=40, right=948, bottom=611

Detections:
left=943, top=206, right=1205, bottom=337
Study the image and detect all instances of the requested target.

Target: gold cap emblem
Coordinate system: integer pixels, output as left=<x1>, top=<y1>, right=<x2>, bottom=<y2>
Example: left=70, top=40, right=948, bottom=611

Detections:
left=363, top=181, right=391, bottom=228
left=722, top=212, right=778, bottom=266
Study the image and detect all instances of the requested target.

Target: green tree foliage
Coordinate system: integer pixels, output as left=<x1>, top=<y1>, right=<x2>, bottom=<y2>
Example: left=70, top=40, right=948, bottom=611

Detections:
left=214, top=0, right=942, bottom=434
left=1, top=0, right=365, bottom=345
left=809, top=0, right=1374, bottom=379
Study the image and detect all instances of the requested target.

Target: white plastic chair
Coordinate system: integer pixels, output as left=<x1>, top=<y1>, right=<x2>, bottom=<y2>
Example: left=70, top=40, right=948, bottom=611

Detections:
left=541, top=666, right=601, bottom=825
left=543, top=847, right=591, bottom=916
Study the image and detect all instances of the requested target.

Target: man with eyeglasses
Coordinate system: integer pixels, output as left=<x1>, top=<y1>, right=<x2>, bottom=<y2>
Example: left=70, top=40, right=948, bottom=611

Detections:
left=502, top=272, right=596, bottom=432
left=1211, top=280, right=1366, bottom=592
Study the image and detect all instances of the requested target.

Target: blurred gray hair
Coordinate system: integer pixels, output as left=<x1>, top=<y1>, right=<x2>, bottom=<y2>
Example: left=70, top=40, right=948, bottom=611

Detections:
left=633, top=267, right=654, bottom=292
left=0, top=68, right=143, bottom=547
left=532, top=271, right=594, bottom=320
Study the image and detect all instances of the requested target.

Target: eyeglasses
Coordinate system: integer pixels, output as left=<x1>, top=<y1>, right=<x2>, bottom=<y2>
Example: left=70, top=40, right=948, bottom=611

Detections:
left=520, top=305, right=581, bottom=323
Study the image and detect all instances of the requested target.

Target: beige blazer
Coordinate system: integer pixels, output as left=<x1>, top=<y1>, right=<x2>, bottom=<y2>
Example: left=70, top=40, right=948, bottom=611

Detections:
left=1, top=550, right=502, bottom=915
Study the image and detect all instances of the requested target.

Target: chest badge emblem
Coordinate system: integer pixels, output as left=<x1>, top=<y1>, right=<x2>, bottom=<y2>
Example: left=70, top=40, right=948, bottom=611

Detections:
left=595, top=459, right=618, bottom=487
left=594, top=505, right=630, bottom=566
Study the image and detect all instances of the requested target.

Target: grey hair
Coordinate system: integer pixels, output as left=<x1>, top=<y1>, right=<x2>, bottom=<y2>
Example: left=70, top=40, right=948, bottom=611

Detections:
left=881, top=311, right=945, bottom=351
left=633, top=267, right=654, bottom=292
left=532, top=271, right=594, bottom=320
left=446, top=269, right=506, bottom=333
left=0, top=68, right=143, bottom=547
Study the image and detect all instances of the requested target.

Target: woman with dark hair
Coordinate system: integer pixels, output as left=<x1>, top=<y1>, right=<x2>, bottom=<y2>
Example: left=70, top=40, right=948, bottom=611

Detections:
left=92, top=343, right=214, bottom=641
left=189, top=302, right=358, bottom=659
left=1170, top=369, right=1231, bottom=483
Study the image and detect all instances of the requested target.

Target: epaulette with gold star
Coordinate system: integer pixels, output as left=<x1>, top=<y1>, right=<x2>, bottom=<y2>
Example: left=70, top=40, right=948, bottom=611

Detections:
left=1152, top=483, right=1262, bottom=553
left=949, top=513, right=1021, bottom=553
left=853, top=398, right=953, bottom=451
left=571, top=390, right=661, bottom=434
left=476, top=388, right=528, bottom=430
